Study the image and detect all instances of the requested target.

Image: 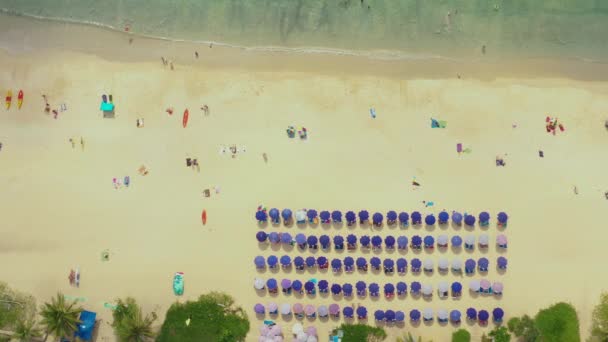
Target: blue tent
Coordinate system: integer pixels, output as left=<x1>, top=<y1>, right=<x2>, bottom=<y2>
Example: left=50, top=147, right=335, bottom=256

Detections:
left=438, top=211, right=449, bottom=223
left=464, top=214, right=476, bottom=226
left=345, top=211, right=356, bottom=224
left=255, top=211, right=268, bottom=222
left=281, top=208, right=292, bottom=222
left=452, top=211, right=463, bottom=224
left=360, top=235, right=371, bottom=247
left=398, top=212, right=409, bottom=226
left=320, top=235, right=331, bottom=249
left=372, top=212, right=383, bottom=225
left=332, top=210, right=342, bottom=222
left=269, top=208, right=280, bottom=223
left=256, top=231, right=267, bottom=242
left=411, top=211, right=422, bottom=224
left=320, top=210, right=331, bottom=223
left=358, top=210, right=369, bottom=222
left=425, top=214, right=436, bottom=226
left=74, top=310, right=97, bottom=341
left=387, top=210, right=397, bottom=223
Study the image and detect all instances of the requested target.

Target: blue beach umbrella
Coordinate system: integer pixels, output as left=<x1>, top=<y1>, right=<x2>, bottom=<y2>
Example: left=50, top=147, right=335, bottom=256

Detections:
left=269, top=232, right=280, bottom=244
left=424, top=235, right=434, bottom=248
left=307, top=209, right=318, bottom=221
left=269, top=208, right=280, bottom=223
left=411, top=211, right=422, bottom=224
left=360, top=235, right=371, bottom=247
left=411, top=258, right=422, bottom=271
left=369, top=283, right=380, bottom=295
left=410, top=309, right=421, bottom=321
left=411, top=281, right=422, bottom=294
left=281, top=208, right=292, bottom=222
left=304, top=281, right=315, bottom=293
left=464, top=214, right=476, bottom=226
left=399, top=212, right=409, bottom=226
left=345, top=211, right=356, bottom=223
left=450, top=310, right=461, bottom=322
left=397, top=236, right=408, bottom=249
left=332, top=210, right=343, bottom=222
left=466, top=308, right=477, bottom=320
left=425, top=214, right=436, bottom=226
left=385, top=311, right=397, bottom=323
left=372, top=212, right=383, bottom=225
left=292, top=280, right=303, bottom=292
left=305, top=256, right=316, bottom=268
left=333, top=235, right=344, bottom=249
left=493, top=308, right=504, bottom=322
left=343, top=306, right=354, bottom=318
left=452, top=211, right=463, bottom=224
left=384, top=283, right=395, bottom=295
left=320, top=210, right=331, bottom=223
left=295, top=233, right=306, bottom=245
left=254, top=303, right=265, bottom=314
left=317, top=256, right=328, bottom=267
left=385, top=235, right=396, bottom=248
left=438, top=211, right=449, bottom=223
left=397, top=258, right=407, bottom=273
left=318, top=280, right=329, bottom=292
left=452, top=282, right=463, bottom=293
left=371, top=236, right=382, bottom=248
left=267, top=255, right=278, bottom=268
left=479, top=211, right=490, bottom=225
left=370, top=257, right=381, bottom=269
left=451, top=235, right=463, bottom=247
left=356, top=257, right=367, bottom=269
left=307, top=235, right=318, bottom=247
left=411, top=235, right=422, bottom=247
left=383, top=258, right=394, bottom=271
left=280, top=255, right=291, bottom=266
left=267, top=278, right=277, bottom=290
left=356, top=281, right=366, bottom=293
left=396, top=282, right=407, bottom=294
left=465, top=259, right=476, bottom=273
left=254, top=256, right=265, bottom=268
left=387, top=211, right=397, bottom=223
left=331, top=258, right=342, bottom=270
left=343, top=283, right=353, bottom=296
left=497, top=256, right=508, bottom=269
left=347, top=234, right=357, bottom=246
left=479, top=310, right=490, bottom=322
left=497, top=212, right=508, bottom=224
left=395, top=310, right=405, bottom=322
left=374, top=310, right=385, bottom=321
left=331, top=284, right=342, bottom=295
left=344, top=257, right=354, bottom=268
left=357, top=306, right=367, bottom=319
left=281, top=232, right=292, bottom=244
left=358, top=210, right=369, bottom=222
left=320, top=235, right=331, bottom=249
left=256, top=231, right=267, bottom=242
left=294, top=256, right=304, bottom=268
left=255, top=211, right=268, bottom=222
left=478, top=257, right=489, bottom=271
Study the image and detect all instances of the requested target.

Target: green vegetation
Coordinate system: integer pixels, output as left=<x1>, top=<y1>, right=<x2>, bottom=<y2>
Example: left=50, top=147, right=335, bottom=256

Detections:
left=0, top=282, right=37, bottom=331
left=589, top=292, right=608, bottom=342
left=535, top=302, right=580, bottom=342
left=13, top=319, right=42, bottom=342
left=156, top=292, right=249, bottom=342
left=112, top=297, right=156, bottom=342
left=451, top=329, right=471, bottom=342
left=489, top=326, right=511, bottom=342
left=507, top=315, right=539, bottom=341
left=39, top=293, right=82, bottom=341
left=334, top=324, right=386, bottom=342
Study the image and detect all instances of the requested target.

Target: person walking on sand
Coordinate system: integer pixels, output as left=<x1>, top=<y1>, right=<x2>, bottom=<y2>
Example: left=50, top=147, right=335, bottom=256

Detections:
left=170, top=61, right=174, bottom=70
left=195, top=51, right=199, bottom=58
left=80, top=137, right=84, bottom=150
left=69, top=138, right=75, bottom=148
left=263, top=153, right=268, bottom=163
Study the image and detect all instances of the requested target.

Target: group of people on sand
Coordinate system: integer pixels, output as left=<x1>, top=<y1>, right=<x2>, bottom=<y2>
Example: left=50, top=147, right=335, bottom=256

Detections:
left=42, top=94, right=62, bottom=119
left=69, top=137, right=85, bottom=150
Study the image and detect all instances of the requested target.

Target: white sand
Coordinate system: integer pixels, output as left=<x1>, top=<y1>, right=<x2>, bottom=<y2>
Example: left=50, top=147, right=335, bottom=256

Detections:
left=1, top=14, right=608, bottom=341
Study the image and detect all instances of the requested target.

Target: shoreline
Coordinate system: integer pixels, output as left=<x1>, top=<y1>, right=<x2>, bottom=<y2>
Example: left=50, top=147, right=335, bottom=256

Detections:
left=2, top=12, right=608, bottom=82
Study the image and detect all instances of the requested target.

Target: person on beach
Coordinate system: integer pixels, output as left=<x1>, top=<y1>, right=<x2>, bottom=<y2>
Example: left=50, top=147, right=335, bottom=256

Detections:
left=263, top=153, right=268, bottom=163
left=195, top=51, right=199, bottom=58
left=170, top=62, right=174, bottom=70
left=80, top=137, right=84, bottom=150
left=161, top=57, right=167, bottom=66
left=69, top=138, right=75, bottom=148
left=53, top=109, right=59, bottom=119
left=166, top=107, right=174, bottom=115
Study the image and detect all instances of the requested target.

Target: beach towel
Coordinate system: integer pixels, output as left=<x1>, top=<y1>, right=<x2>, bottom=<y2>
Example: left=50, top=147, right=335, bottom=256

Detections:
left=431, top=119, right=440, bottom=128
left=456, top=143, right=463, bottom=153
left=104, top=302, right=118, bottom=310
left=370, top=108, right=376, bottom=119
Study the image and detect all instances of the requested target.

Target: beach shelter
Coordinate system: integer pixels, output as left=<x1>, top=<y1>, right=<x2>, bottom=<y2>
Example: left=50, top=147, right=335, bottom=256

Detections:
left=305, top=256, right=316, bottom=268
left=356, top=306, right=367, bottom=319
left=267, top=255, right=278, bottom=269
left=411, top=235, right=422, bottom=249
left=411, top=211, right=422, bottom=225
left=410, top=309, right=421, bottom=322
left=369, top=283, right=380, bottom=296
left=425, top=214, right=436, bottom=226
left=396, top=281, right=407, bottom=295
left=74, top=310, right=97, bottom=341
left=478, top=310, right=490, bottom=323
left=465, top=259, right=476, bottom=274
left=254, top=303, right=265, bottom=314
left=398, top=212, right=409, bottom=226
left=358, top=210, right=369, bottom=223
left=269, top=232, right=280, bottom=244
left=254, top=256, right=266, bottom=268
left=307, top=210, right=318, bottom=223
left=411, top=258, right=422, bottom=272
left=396, top=258, right=407, bottom=273
left=256, top=231, right=268, bottom=242
left=331, top=258, right=342, bottom=272
left=343, top=306, right=354, bottom=319
left=397, top=236, right=408, bottom=249
left=423, top=308, right=434, bottom=321
left=438, top=211, right=449, bottom=224
left=395, top=310, right=405, bottom=322
left=356, top=281, right=366, bottom=295
left=344, top=257, right=354, bottom=272
left=493, top=308, right=504, bottom=323
left=371, top=236, right=382, bottom=249
left=281, top=208, right=292, bottom=223
left=466, top=308, right=477, bottom=320
left=451, top=235, right=463, bottom=248
left=374, top=310, right=385, bottom=322
left=370, top=257, right=381, bottom=270
left=497, top=212, right=508, bottom=227
left=269, top=208, right=280, bottom=223
left=497, top=256, right=508, bottom=269
left=411, top=281, right=422, bottom=295
left=281, top=232, right=292, bottom=244
left=437, top=235, right=448, bottom=248
left=372, top=212, right=383, bottom=226
left=345, top=211, right=356, bottom=225
left=479, top=211, right=490, bottom=226
left=385, top=235, right=396, bottom=249
left=333, top=235, right=345, bottom=250
left=387, top=210, right=397, bottom=224
left=256, top=211, right=268, bottom=222
left=360, top=235, right=371, bottom=248
left=452, top=258, right=463, bottom=272
left=478, top=257, right=489, bottom=272
left=424, top=235, right=434, bottom=249
left=319, top=235, right=331, bottom=249
left=343, top=283, right=353, bottom=296
left=319, top=210, right=331, bottom=223
left=318, top=305, right=329, bottom=317
left=450, top=310, right=461, bottom=323
left=452, top=211, right=463, bottom=225
left=295, top=210, right=307, bottom=224
left=332, top=210, right=342, bottom=223
left=464, top=214, right=476, bottom=227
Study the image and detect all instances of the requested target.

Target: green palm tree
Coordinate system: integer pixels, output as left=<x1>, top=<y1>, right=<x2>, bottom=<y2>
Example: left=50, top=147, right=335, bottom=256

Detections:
left=39, top=293, right=81, bottom=341
left=115, top=307, right=156, bottom=342
left=14, top=318, right=42, bottom=341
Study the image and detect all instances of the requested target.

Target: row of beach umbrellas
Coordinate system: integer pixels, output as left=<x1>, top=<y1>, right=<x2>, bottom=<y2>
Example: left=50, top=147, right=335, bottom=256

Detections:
left=256, top=209, right=509, bottom=228
left=254, top=278, right=504, bottom=297
left=254, top=303, right=505, bottom=324
left=259, top=323, right=318, bottom=342
left=254, top=255, right=508, bottom=274
left=256, top=231, right=508, bottom=250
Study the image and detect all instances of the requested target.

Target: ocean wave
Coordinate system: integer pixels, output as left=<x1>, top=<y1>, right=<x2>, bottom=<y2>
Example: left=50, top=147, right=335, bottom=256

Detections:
left=0, top=7, right=455, bottom=62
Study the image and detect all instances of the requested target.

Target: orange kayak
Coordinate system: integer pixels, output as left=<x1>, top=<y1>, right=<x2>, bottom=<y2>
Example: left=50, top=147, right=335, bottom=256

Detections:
left=5, top=90, right=11, bottom=110
left=17, top=90, right=23, bottom=109
left=182, top=109, right=189, bottom=128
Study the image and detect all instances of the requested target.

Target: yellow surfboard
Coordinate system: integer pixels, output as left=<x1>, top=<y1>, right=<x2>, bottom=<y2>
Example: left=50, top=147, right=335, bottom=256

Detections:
left=5, top=90, right=12, bottom=110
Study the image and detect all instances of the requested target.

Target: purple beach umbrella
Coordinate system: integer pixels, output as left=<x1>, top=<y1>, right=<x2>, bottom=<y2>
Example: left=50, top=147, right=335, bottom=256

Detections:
left=410, top=309, right=421, bottom=321
left=331, top=258, right=342, bottom=271
left=385, top=310, right=396, bottom=322
left=396, top=258, right=407, bottom=273
left=411, top=258, right=422, bottom=271
left=387, top=211, right=397, bottom=223
left=347, top=234, right=357, bottom=246
left=255, top=210, right=268, bottom=222
left=305, top=256, right=316, bottom=268
left=371, top=235, right=382, bottom=248
left=493, top=308, right=504, bottom=321
left=384, top=283, right=395, bottom=294
left=343, top=283, right=353, bottom=296
left=256, top=231, right=268, bottom=242
left=280, top=255, right=291, bottom=267
left=294, top=256, right=304, bottom=269
left=254, top=303, right=265, bottom=314
left=411, top=235, right=422, bottom=247
left=478, top=257, right=489, bottom=271
left=331, top=284, right=342, bottom=295
left=281, top=279, right=292, bottom=289
left=307, top=209, right=318, bottom=222
left=356, top=281, right=366, bottom=294
left=452, top=211, right=463, bottom=224
left=344, top=256, right=355, bottom=269
left=369, top=283, right=380, bottom=295
left=466, top=308, right=477, bottom=320
left=424, top=235, right=435, bottom=248
left=497, top=212, right=508, bottom=225
left=356, top=306, right=367, bottom=319
left=254, top=256, right=265, bottom=268
left=478, top=310, right=490, bottom=322
left=370, top=257, right=381, bottom=269
left=304, top=281, right=315, bottom=293
left=343, top=306, right=354, bottom=318
left=333, top=235, right=344, bottom=249
left=356, top=257, right=367, bottom=269
left=317, top=256, right=328, bottom=268
left=396, top=281, right=407, bottom=294
left=464, top=214, right=476, bottom=226
left=425, top=214, right=436, bottom=225
left=411, top=281, right=421, bottom=294
left=360, top=235, right=371, bottom=247
left=451, top=282, right=463, bottom=294
left=374, top=310, right=385, bottom=321
left=307, top=235, right=318, bottom=248
left=465, top=259, right=476, bottom=273
left=497, top=256, right=508, bottom=269
left=479, top=211, right=490, bottom=225
left=318, top=280, right=329, bottom=292
left=385, top=235, right=396, bottom=248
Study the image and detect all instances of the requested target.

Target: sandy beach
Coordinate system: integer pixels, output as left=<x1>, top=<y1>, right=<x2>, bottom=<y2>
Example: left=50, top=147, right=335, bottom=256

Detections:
left=1, top=13, right=608, bottom=341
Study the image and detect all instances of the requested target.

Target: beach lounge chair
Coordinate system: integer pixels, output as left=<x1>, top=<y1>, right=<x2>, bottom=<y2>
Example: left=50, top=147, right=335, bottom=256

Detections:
left=173, top=272, right=184, bottom=296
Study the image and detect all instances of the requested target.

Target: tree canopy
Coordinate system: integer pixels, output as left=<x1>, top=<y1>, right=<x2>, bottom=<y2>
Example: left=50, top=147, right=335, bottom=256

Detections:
left=452, top=329, right=471, bottom=342
left=39, top=293, right=82, bottom=341
left=535, top=302, right=580, bottom=342
left=112, top=297, right=156, bottom=342
left=0, top=282, right=36, bottom=330
left=507, top=315, right=539, bottom=341
left=334, top=324, right=386, bottom=342
left=489, top=326, right=511, bottom=342
left=156, top=292, right=249, bottom=342
left=590, top=292, right=608, bottom=341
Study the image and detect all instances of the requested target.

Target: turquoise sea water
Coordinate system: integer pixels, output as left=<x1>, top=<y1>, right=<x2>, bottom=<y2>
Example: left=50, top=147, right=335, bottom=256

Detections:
left=1, top=0, right=608, bottom=61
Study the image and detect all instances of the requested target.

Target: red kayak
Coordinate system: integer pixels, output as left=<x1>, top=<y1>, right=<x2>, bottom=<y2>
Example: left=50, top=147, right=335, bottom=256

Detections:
left=201, top=210, right=207, bottom=225
left=182, top=109, right=189, bottom=128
